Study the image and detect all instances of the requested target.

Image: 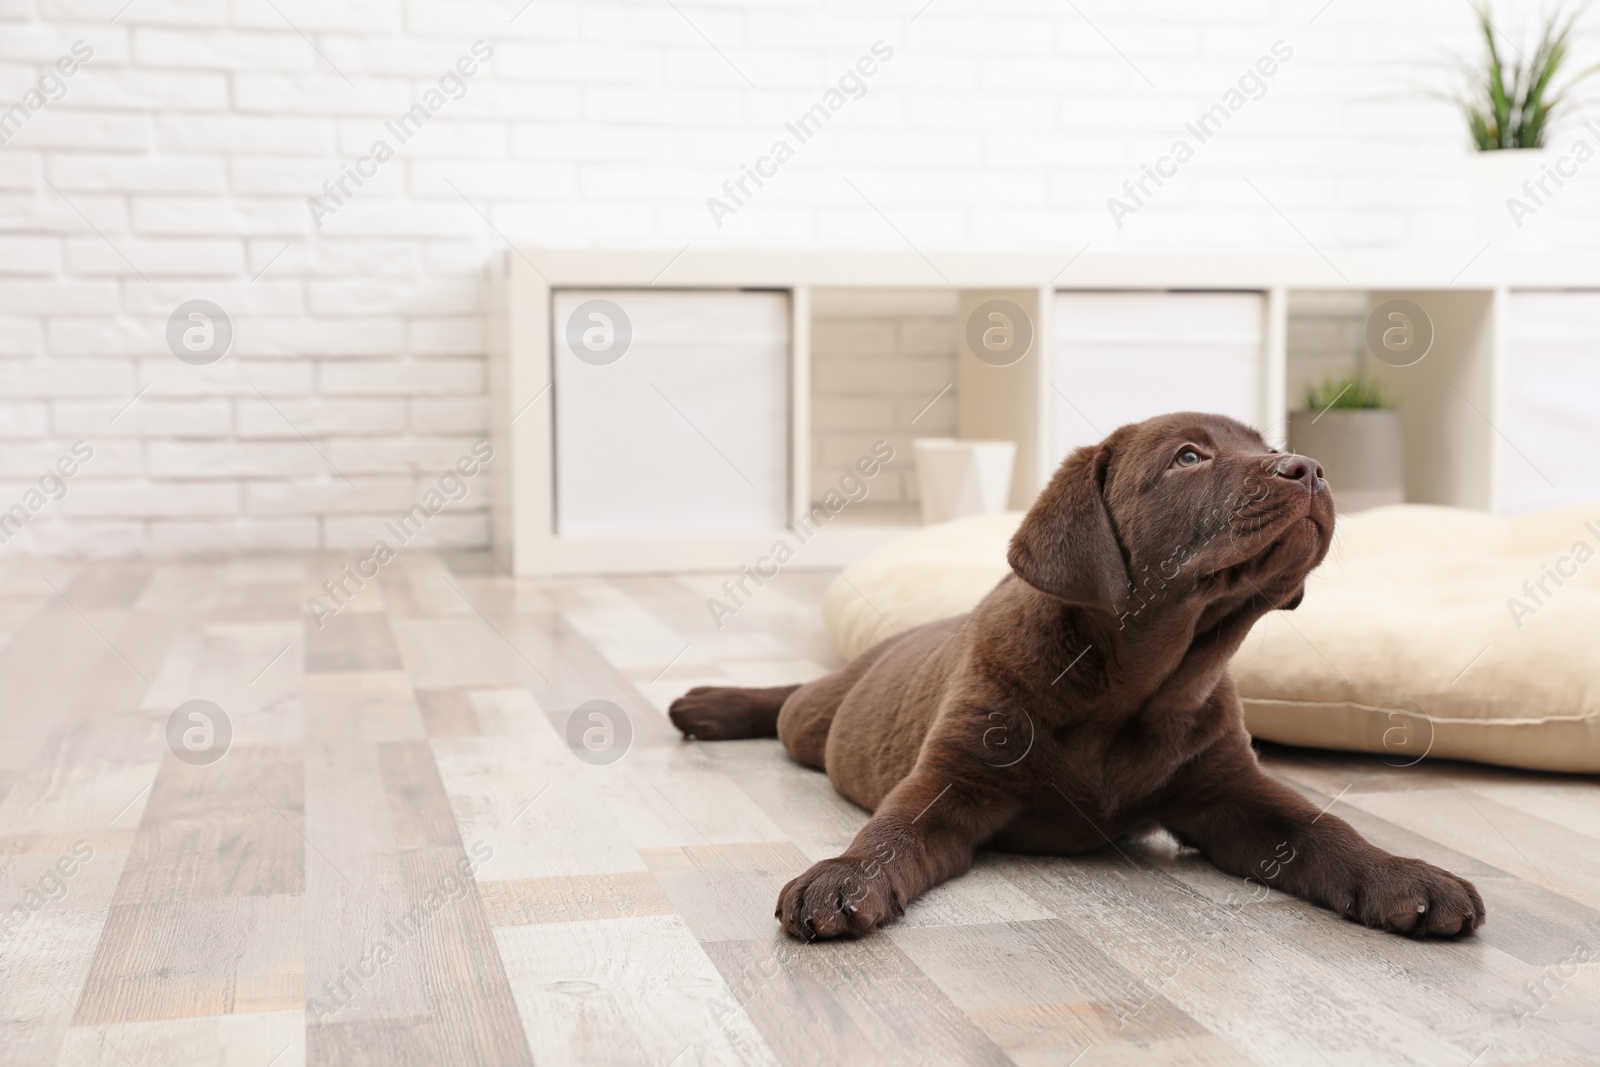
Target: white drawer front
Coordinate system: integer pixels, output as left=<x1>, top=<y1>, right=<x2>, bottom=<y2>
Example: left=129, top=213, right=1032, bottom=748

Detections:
left=553, top=289, right=790, bottom=537
left=1500, top=291, right=1600, bottom=514
left=1051, top=291, right=1265, bottom=460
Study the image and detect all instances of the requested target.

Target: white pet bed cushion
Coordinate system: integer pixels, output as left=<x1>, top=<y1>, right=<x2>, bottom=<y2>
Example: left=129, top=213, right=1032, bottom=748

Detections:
left=823, top=505, right=1600, bottom=774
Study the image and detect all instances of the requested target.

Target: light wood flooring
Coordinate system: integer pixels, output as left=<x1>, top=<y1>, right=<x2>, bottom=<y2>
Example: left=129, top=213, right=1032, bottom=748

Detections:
left=1, top=553, right=1597, bottom=1067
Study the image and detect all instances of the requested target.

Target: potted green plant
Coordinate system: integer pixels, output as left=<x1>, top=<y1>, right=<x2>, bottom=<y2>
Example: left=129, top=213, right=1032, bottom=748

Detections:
left=1288, top=374, right=1404, bottom=514
left=1454, top=3, right=1595, bottom=247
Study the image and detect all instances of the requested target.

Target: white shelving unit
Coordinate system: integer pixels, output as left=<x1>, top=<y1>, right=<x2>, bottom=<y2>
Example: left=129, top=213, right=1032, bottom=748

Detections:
left=490, top=249, right=1600, bottom=576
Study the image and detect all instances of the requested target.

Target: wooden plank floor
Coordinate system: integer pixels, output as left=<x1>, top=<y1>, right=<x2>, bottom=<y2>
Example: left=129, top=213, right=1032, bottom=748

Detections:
left=1, top=553, right=1597, bottom=1066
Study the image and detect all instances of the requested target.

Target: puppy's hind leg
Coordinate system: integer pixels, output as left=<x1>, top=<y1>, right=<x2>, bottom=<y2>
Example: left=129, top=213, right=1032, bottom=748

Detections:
left=776, top=633, right=907, bottom=770
left=669, top=684, right=801, bottom=740
left=674, top=631, right=907, bottom=759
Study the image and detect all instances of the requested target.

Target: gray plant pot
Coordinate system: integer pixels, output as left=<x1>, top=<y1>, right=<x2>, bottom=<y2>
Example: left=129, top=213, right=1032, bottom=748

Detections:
left=1288, top=408, right=1404, bottom=513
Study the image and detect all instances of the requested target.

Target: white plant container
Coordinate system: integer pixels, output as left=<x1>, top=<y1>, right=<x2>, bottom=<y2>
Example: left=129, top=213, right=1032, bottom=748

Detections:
left=1469, top=147, right=1552, bottom=252
left=913, top=439, right=1017, bottom=525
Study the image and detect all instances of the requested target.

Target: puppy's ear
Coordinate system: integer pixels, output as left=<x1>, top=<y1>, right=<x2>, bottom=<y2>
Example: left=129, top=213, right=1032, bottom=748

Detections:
left=1008, top=444, right=1129, bottom=613
left=1281, top=586, right=1305, bottom=611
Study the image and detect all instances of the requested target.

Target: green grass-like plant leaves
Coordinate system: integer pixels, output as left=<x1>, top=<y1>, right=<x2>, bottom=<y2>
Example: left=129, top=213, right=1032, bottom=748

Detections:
left=1302, top=373, right=1394, bottom=412
left=1461, top=2, right=1597, bottom=150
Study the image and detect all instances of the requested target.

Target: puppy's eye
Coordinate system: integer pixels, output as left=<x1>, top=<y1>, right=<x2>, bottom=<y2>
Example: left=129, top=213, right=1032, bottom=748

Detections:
left=1174, top=448, right=1203, bottom=468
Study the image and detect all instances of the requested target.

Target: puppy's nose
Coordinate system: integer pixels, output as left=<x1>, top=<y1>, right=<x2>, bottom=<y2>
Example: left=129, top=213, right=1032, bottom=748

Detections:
left=1274, top=453, right=1324, bottom=490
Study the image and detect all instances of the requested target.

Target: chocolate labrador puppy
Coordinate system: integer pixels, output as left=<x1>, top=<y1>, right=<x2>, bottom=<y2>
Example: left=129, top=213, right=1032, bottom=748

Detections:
left=670, top=412, right=1485, bottom=941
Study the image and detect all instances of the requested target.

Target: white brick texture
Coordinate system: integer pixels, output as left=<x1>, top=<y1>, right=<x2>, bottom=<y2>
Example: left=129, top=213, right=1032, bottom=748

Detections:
left=0, top=0, right=1593, bottom=553
left=1286, top=289, right=1367, bottom=408
left=810, top=288, right=958, bottom=514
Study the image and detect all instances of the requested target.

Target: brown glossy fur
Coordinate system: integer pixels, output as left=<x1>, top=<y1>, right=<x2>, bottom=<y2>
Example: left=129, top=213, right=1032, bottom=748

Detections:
left=670, top=412, right=1486, bottom=941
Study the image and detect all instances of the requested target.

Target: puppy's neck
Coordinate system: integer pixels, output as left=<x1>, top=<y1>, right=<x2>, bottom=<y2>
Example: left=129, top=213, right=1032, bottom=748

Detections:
left=1024, top=578, right=1283, bottom=714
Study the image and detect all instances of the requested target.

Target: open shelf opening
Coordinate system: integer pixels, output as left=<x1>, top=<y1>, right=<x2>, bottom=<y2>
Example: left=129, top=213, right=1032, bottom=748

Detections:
left=807, top=288, right=957, bottom=528
left=1285, top=289, right=1495, bottom=511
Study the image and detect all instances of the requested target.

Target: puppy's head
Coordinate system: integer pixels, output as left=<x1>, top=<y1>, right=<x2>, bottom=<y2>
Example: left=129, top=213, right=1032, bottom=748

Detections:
left=1008, top=412, right=1334, bottom=618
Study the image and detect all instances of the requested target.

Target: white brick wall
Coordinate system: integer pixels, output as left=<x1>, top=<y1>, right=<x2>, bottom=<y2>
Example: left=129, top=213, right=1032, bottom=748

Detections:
left=1, top=0, right=1595, bottom=554
left=1286, top=289, right=1366, bottom=409
left=810, top=288, right=957, bottom=517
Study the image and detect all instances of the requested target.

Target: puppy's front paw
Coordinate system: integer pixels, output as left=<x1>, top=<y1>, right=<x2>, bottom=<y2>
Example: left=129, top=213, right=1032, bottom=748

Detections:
left=1333, top=856, right=1486, bottom=937
left=776, top=856, right=903, bottom=941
